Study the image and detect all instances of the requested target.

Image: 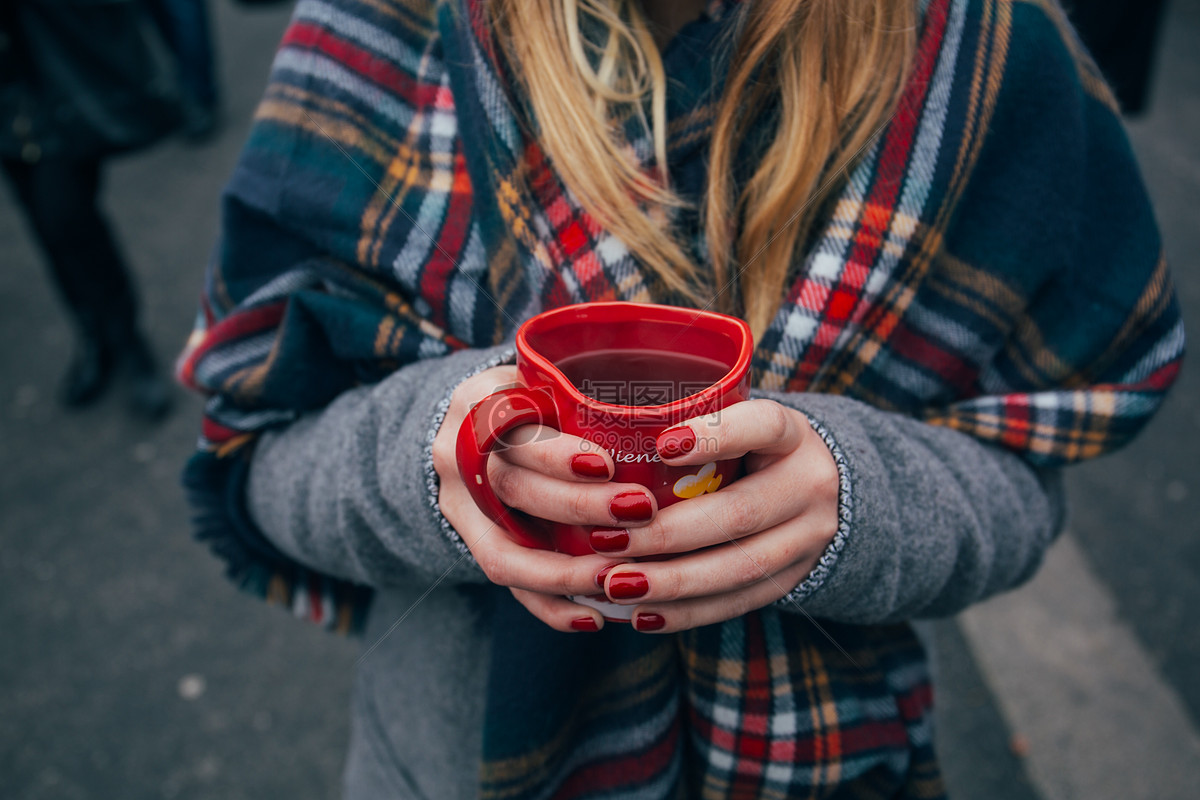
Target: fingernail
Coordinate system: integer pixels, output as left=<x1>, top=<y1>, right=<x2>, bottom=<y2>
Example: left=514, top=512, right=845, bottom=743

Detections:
left=634, top=612, right=666, bottom=632
left=570, top=452, right=609, bottom=479
left=595, top=562, right=621, bottom=588
left=656, top=427, right=696, bottom=459
left=590, top=529, right=630, bottom=553
left=607, top=571, right=648, bottom=600
left=610, top=491, right=653, bottom=522
left=570, top=616, right=600, bottom=632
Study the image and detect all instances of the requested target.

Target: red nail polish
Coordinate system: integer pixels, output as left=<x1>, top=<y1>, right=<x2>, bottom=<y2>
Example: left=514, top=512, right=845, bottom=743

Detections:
left=634, top=613, right=666, bottom=632
left=591, top=529, right=630, bottom=553
left=656, top=427, right=696, bottom=459
left=570, top=453, right=609, bottom=479
left=610, top=492, right=653, bottom=522
left=608, top=572, right=649, bottom=600
left=570, top=616, right=600, bottom=632
left=595, top=563, right=621, bottom=588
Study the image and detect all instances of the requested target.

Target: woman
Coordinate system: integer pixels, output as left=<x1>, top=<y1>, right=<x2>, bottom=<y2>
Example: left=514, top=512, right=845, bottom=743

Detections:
left=179, top=0, right=1183, bottom=797
left=2, top=0, right=176, bottom=418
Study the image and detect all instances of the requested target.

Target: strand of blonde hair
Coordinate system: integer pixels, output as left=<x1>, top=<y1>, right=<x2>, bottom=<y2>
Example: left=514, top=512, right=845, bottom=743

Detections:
left=488, top=0, right=917, bottom=337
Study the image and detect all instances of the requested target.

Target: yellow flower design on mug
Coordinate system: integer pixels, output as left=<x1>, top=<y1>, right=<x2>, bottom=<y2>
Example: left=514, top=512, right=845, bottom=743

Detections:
left=672, top=462, right=724, bottom=499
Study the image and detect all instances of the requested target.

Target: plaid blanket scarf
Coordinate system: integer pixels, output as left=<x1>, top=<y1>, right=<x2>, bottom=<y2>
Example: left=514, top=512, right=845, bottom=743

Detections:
left=178, top=0, right=1183, bottom=796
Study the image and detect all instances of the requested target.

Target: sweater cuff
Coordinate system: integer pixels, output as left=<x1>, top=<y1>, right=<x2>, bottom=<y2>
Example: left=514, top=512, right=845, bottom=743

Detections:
left=422, top=347, right=518, bottom=557
left=772, top=414, right=853, bottom=611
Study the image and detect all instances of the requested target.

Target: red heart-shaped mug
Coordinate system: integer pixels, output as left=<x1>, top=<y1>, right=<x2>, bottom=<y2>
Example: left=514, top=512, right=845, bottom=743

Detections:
left=456, top=301, right=753, bottom=619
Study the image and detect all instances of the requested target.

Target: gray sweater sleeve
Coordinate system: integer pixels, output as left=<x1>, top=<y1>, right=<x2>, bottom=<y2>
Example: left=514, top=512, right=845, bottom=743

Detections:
left=244, top=345, right=514, bottom=588
left=763, top=390, right=1067, bottom=624
left=246, top=354, right=1065, bottom=623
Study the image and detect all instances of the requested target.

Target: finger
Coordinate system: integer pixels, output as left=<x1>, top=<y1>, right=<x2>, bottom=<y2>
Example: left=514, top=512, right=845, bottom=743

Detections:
left=655, top=399, right=806, bottom=464
left=611, top=449, right=835, bottom=557
left=437, top=474, right=620, bottom=596
left=625, top=559, right=814, bottom=634
left=494, top=426, right=614, bottom=483
left=510, top=588, right=606, bottom=633
left=601, top=516, right=829, bottom=607
left=488, top=456, right=657, bottom=528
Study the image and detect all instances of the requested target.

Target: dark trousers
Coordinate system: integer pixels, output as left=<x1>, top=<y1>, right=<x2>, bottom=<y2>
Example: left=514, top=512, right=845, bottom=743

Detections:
left=2, top=156, right=140, bottom=343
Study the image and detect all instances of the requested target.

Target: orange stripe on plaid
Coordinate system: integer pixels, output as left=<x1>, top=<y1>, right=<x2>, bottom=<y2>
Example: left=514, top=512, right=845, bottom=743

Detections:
left=925, top=395, right=1118, bottom=462
left=266, top=83, right=401, bottom=153
left=1086, top=253, right=1176, bottom=380
left=373, top=316, right=396, bottom=358
left=255, top=99, right=397, bottom=168
left=362, top=134, right=458, bottom=269
left=928, top=250, right=1027, bottom=328
left=349, top=0, right=437, bottom=38
left=1008, top=315, right=1077, bottom=388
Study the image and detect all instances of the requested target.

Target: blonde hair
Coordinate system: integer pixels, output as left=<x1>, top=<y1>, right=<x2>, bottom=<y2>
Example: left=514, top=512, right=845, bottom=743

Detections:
left=487, top=0, right=917, bottom=337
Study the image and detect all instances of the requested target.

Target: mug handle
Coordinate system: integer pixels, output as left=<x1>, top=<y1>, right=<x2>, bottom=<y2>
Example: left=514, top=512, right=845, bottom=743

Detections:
left=455, top=387, right=560, bottom=550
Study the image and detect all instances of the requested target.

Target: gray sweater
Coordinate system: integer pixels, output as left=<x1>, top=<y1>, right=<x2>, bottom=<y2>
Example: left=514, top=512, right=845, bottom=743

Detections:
left=246, top=344, right=1065, bottom=799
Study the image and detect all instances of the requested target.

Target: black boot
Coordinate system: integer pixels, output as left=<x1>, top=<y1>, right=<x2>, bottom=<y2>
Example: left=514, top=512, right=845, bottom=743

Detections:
left=60, top=331, right=115, bottom=408
left=116, top=329, right=173, bottom=422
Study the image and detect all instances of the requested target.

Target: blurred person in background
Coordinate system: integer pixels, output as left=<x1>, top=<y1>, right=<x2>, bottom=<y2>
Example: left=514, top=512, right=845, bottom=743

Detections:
left=147, top=0, right=221, bottom=140
left=0, top=0, right=178, bottom=420
left=1065, top=0, right=1168, bottom=116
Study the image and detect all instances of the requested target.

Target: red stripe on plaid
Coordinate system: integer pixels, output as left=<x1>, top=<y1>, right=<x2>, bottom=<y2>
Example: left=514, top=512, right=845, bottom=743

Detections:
left=516, top=116, right=635, bottom=305
left=200, top=302, right=287, bottom=350
left=706, top=719, right=909, bottom=770
left=201, top=417, right=244, bottom=444
left=433, top=84, right=454, bottom=112
left=730, top=619, right=772, bottom=792
left=308, top=576, right=324, bottom=624
left=828, top=288, right=859, bottom=321
left=546, top=195, right=572, bottom=228
left=799, top=281, right=832, bottom=314
left=572, top=250, right=605, bottom=293
left=180, top=302, right=287, bottom=390
left=1000, top=395, right=1034, bottom=450
left=559, top=220, right=588, bottom=257
left=525, top=141, right=558, bottom=203
left=420, top=152, right=474, bottom=329
left=283, top=22, right=441, bottom=108
left=836, top=719, right=911, bottom=756
left=520, top=141, right=576, bottom=309
left=895, top=682, right=935, bottom=723
left=888, top=319, right=978, bottom=394
left=549, top=718, right=680, bottom=800
left=574, top=214, right=617, bottom=297
left=1131, top=361, right=1183, bottom=392
left=789, top=0, right=951, bottom=388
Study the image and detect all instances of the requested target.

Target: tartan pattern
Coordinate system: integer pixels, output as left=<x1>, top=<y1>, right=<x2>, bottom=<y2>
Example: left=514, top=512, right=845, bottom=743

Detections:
left=478, top=605, right=943, bottom=800
left=177, top=0, right=1183, bottom=795
left=680, top=615, right=944, bottom=799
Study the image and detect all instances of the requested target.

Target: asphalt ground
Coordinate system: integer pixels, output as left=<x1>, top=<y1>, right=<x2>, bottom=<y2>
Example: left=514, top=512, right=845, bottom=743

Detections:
left=1, top=2, right=1197, bottom=798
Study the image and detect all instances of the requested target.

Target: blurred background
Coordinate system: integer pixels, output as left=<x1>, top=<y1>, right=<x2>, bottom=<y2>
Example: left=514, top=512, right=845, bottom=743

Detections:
left=1, top=1, right=1197, bottom=798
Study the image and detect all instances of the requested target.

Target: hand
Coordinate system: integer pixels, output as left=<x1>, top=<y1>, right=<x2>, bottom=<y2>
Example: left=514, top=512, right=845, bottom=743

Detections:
left=592, top=399, right=840, bottom=633
left=430, top=366, right=656, bottom=633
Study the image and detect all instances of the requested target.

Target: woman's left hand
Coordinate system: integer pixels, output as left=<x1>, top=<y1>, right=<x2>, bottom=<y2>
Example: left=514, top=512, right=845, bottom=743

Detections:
left=596, top=399, right=841, bottom=632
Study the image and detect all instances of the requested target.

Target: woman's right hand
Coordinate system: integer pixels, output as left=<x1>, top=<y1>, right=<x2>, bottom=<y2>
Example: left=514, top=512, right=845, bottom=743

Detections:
left=430, top=365, right=655, bottom=632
